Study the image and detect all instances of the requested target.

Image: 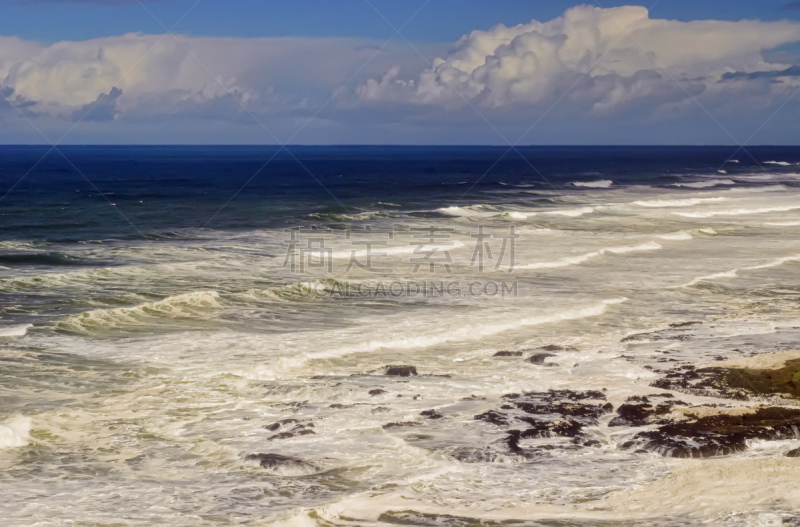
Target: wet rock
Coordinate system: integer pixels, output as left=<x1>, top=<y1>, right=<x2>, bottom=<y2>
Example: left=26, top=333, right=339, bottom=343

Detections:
left=609, top=397, right=682, bottom=427
left=653, top=359, right=800, bottom=400
left=382, top=421, right=420, bottom=429
left=527, top=353, right=556, bottom=365
left=538, top=344, right=577, bottom=352
left=475, top=410, right=509, bottom=426
left=245, top=453, right=317, bottom=473
left=369, top=389, right=386, bottom=396
left=384, top=365, right=418, bottom=377
left=476, top=390, right=613, bottom=454
left=621, top=407, right=800, bottom=458
left=420, top=410, right=443, bottom=419
left=267, top=421, right=316, bottom=440
left=371, top=406, right=390, bottom=414
left=449, top=447, right=500, bottom=463
left=787, top=448, right=800, bottom=458
left=493, top=351, right=523, bottom=357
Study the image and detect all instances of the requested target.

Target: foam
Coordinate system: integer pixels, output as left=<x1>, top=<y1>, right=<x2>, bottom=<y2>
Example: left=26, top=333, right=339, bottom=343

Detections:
left=704, top=350, right=800, bottom=370
left=655, top=231, right=693, bottom=241
left=300, top=298, right=627, bottom=361
left=609, top=458, right=800, bottom=518
left=672, top=179, right=735, bottom=188
left=0, top=416, right=31, bottom=449
left=331, top=241, right=465, bottom=259
left=679, top=254, right=800, bottom=287
left=765, top=161, right=792, bottom=166
left=765, top=221, right=800, bottom=226
left=729, top=185, right=787, bottom=193
left=674, top=205, right=800, bottom=218
left=0, top=324, right=32, bottom=338
left=57, top=291, right=221, bottom=333
left=570, top=180, right=613, bottom=188
left=544, top=206, right=595, bottom=217
left=518, top=242, right=662, bottom=270
left=435, top=205, right=497, bottom=218
left=634, top=197, right=727, bottom=208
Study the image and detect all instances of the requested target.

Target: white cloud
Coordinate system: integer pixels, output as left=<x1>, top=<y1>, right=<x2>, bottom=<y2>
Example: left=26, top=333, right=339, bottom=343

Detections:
left=0, top=33, right=427, bottom=122
left=357, top=5, right=800, bottom=113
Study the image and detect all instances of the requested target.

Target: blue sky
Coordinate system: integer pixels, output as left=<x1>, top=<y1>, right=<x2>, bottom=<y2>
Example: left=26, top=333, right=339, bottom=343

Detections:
left=2, top=1, right=800, bottom=144
left=4, top=1, right=800, bottom=43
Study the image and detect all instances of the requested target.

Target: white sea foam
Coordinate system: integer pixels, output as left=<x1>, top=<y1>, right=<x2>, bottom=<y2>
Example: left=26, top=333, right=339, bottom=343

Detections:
left=674, top=204, right=800, bottom=218
left=765, top=221, right=800, bottom=226
left=0, top=416, right=31, bottom=449
left=436, top=205, right=497, bottom=218
left=671, top=179, right=736, bottom=188
left=679, top=254, right=800, bottom=287
left=544, top=206, right=595, bottom=217
left=58, top=291, right=221, bottom=333
left=0, top=324, right=32, bottom=337
left=518, top=242, right=662, bottom=270
left=302, top=298, right=628, bottom=360
left=764, top=161, right=792, bottom=166
left=504, top=211, right=532, bottom=220
left=634, top=197, right=727, bottom=208
left=728, top=185, right=787, bottom=193
left=655, top=231, right=693, bottom=241
left=331, top=241, right=465, bottom=259
left=570, top=180, right=613, bottom=188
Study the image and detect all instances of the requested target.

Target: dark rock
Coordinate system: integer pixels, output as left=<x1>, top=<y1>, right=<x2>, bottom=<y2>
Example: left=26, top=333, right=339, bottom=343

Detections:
left=265, top=423, right=281, bottom=431
left=420, top=410, right=443, bottom=419
left=449, top=447, right=499, bottom=463
left=493, top=351, right=523, bottom=357
left=787, top=448, right=800, bottom=458
left=382, top=421, right=419, bottom=429
left=609, top=402, right=676, bottom=427
left=475, top=410, right=509, bottom=426
left=384, top=365, right=418, bottom=377
left=621, top=407, right=800, bottom=458
left=539, top=345, right=564, bottom=352
left=369, top=389, right=386, bottom=396
left=527, top=353, right=556, bottom=365
left=244, top=453, right=317, bottom=474
left=371, top=406, right=390, bottom=414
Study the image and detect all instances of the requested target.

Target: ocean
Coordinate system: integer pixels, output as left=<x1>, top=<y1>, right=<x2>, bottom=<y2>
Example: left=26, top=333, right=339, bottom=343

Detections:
left=2, top=145, right=800, bottom=526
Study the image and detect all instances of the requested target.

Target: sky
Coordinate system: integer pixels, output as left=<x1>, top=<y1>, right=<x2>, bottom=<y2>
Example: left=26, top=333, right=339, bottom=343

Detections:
left=1, top=0, right=800, bottom=144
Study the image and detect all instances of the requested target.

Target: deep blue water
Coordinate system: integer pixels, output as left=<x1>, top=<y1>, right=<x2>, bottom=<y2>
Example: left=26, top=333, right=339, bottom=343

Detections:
left=2, top=145, right=799, bottom=241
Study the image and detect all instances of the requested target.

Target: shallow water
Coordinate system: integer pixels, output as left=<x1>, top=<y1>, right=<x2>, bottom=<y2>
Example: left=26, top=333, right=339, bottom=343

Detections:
left=2, top=146, right=800, bottom=526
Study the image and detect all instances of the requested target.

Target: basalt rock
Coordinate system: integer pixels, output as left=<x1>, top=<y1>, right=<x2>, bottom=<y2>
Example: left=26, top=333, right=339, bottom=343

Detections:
left=620, top=407, right=800, bottom=458
left=384, top=365, right=418, bottom=377
left=609, top=395, right=685, bottom=427
left=493, top=351, right=523, bottom=357
left=244, top=453, right=317, bottom=475
left=475, top=390, right=613, bottom=454
left=527, top=353, right=556, bottom=365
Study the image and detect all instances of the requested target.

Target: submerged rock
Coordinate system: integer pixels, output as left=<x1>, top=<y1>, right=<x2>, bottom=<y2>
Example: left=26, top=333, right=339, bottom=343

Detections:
left=493, top=351, right=523, bottom=357
left=384, top=365, right=418, bottom=377
left=620, top=407, right=800, bottom=458
left=475, top=390, right=613, bottom=454
left=244, top=453, right=317, bottom=475
left=527, top=353, right=556, bottom=365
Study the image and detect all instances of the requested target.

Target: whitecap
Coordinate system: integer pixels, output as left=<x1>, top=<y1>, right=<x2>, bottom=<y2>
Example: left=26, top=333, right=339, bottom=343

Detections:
left=764, top=161, right=791, bottom=166
left=570, top=180, right=613, bottom=188
left=57, top=291, right=222, bottom=333
left=656, top=231, right=693, bottom=241
left=331, top=241, right=465, bottom=259
left=544, top=206, right=595, bottom=217
left=634, top=197, right=727, bottom=208
left=0, top=324, right=32, bottom=338
left=518, top=242, right=662, bottom=270
left=671, top=180, right=735, bottom=188
left=0, top=416, right=31, bottom=449
left=674, top=204, right=800, bottom=218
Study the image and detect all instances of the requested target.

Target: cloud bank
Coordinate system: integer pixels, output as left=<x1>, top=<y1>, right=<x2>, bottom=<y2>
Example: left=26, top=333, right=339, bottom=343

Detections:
left=1, top=5, right=800, bottom=143
left=357, top=5, right=800, bottom=114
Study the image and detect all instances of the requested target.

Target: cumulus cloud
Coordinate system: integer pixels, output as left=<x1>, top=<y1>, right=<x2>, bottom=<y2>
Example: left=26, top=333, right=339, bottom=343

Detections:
left=357, top=5, right=800, bottom=114
left=0, top=33, right=426, bottom=123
